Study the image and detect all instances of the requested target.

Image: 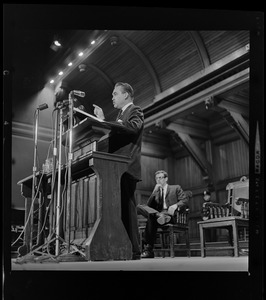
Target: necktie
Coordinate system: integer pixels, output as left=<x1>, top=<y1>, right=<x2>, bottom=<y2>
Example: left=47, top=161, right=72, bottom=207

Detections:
left=116, top=110, right=123, bottom=121
left=162, top=188, right=165, bottom=208
left=159, top=188, right=164, bottom=208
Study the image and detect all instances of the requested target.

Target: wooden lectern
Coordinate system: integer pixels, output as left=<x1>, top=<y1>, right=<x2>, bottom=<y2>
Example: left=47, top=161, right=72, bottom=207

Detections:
left=18, top=114, right=134, bottom=261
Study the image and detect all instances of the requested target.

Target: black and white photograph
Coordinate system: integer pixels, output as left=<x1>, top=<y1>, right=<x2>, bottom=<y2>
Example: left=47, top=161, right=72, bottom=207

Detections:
left=3, top=4, right=264, bottom=300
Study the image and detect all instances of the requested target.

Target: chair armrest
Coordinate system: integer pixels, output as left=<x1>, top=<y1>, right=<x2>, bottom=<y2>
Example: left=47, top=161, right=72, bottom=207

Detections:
left=202, top=202, right=230, bottom=219
left=235, top=197, right=249, bottom=205
left=235, top=197, right=249, bottom=218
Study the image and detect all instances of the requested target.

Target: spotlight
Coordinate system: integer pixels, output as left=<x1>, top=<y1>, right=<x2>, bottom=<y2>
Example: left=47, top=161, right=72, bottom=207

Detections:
left=110, top=36, right=119, bottom=46
left=50, top=36, right=62, bottom=52
left=54, top=40, right=61, bottom=47
left=78, top=64, right=87, bottom=72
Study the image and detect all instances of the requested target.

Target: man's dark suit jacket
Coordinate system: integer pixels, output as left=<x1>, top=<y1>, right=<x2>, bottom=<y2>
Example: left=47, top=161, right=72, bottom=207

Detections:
left=107, top=104, right=144, bottom=181
left=147, top=185, right=189, bottom=212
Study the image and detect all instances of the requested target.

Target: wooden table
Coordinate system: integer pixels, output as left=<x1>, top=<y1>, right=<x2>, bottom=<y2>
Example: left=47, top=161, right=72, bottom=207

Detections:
left=198, top=216, right=249, bottom=257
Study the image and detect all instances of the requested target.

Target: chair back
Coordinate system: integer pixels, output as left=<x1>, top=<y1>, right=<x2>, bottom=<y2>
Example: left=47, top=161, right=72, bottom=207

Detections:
left=176, top=208, right=190, bottom=225
left=175, top=190, right=192, bottom=225
left=202, top=202, right=230, bottom=220
left=226, top=176, right=249, bottom=216
left=202, top=176, right=249, bottom=220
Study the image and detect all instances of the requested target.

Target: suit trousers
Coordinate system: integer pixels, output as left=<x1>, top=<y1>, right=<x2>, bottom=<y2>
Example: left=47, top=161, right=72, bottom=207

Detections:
left=121, top=172, right=141, bottom=255
left=137, top=206, right=174, bottom=247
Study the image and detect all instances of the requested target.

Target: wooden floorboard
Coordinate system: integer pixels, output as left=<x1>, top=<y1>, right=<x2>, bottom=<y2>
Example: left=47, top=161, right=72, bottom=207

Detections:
left=11, top=255, right=248, bottom=272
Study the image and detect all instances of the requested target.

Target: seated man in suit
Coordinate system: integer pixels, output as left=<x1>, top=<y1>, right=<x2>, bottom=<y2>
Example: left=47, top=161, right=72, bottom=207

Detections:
left=137, top=170, right=189, bottom=258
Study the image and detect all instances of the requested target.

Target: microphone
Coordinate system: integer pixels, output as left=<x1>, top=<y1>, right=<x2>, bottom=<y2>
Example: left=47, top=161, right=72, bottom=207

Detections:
left=55, top=98, right=80, bottom=109
left=72, top=90, right=85, bottom=97
left=37, top=103, right=48, bottom=111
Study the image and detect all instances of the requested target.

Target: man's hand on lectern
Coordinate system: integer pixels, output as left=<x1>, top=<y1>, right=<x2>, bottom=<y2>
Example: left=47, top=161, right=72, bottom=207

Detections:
left=93, top=104, right=105, bottom=120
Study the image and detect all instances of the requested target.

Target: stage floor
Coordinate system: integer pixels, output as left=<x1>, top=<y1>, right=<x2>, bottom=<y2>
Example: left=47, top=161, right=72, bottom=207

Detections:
left=12, top=255, right=248, bottom=272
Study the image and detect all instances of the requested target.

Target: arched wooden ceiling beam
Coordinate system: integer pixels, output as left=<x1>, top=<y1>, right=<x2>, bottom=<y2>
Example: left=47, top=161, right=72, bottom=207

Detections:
left=117, top=34, right=162, bottom=95
left=189, top=31, right=211, bottom=69
left=87, top=63, right=114, bottom=89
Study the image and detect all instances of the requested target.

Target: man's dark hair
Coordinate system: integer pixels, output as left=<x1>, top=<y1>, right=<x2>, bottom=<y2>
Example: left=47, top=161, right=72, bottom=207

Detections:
left=115, top=82, right=134, bottom=98
left=155, top=170, right=168, bottom=178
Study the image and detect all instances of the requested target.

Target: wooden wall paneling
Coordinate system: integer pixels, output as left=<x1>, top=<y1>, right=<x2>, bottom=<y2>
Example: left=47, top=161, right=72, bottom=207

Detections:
left=135, top=190, right=151, bottom=206
left=166, top=156, right=177, bottom=184
left=139, top=154, right=166, bottom=190
left=173, top=155, right=205, bottom=189
left=216, top=188, right=228, bottom=205
left=213, top=139, right=249, bottom=181
left=209, top=116, right=239, bottom=145
left=141, top=131, right=172, bottom=158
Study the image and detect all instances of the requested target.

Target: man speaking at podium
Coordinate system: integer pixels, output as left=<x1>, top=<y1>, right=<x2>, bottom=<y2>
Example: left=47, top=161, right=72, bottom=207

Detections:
left=93, top=82, right=144, bottom=260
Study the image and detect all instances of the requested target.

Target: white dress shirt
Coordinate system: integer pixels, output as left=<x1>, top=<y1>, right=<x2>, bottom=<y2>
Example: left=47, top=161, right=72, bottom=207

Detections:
left=162, top=184, right=168, bottom=209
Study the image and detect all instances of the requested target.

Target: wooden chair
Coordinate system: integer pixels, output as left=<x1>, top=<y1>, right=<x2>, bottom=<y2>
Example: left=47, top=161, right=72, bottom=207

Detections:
left=198, top=176, right=249, bottom=257
left=139, top=191, right=192, bottom=258
left=155, top=207, right=191, bottom=257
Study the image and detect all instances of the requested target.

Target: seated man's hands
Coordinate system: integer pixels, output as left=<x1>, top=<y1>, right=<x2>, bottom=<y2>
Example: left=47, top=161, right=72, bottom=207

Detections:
left=167, top=204, right=178, bottom=216
left=153, top=183, right=162, bottom=193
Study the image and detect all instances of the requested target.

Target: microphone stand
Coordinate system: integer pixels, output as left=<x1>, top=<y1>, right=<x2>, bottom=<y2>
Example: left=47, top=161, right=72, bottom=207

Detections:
left=54, top=106, right=64, bottom=256
left=48, top=107, right=58, bottom=241
left=66, top=92, right=74, bottom=253
left=30, top=109, right=40, bottom=251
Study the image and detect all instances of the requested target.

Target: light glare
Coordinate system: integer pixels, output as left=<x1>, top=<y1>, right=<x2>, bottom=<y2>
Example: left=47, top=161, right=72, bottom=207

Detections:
left=54, top=40, right=61, bottom=47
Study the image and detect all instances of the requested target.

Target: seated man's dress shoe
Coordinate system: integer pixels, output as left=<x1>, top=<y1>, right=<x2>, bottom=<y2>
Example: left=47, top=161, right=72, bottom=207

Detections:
left=141, top=250, right=155, bottom=258
left=157, top=214, right=171, bottom=225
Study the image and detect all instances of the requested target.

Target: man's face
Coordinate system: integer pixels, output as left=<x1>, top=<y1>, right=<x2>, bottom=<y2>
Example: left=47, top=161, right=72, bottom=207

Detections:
left=155, top=173, right=168, bottom=187
left=112, top=85, right=126, bottom=109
